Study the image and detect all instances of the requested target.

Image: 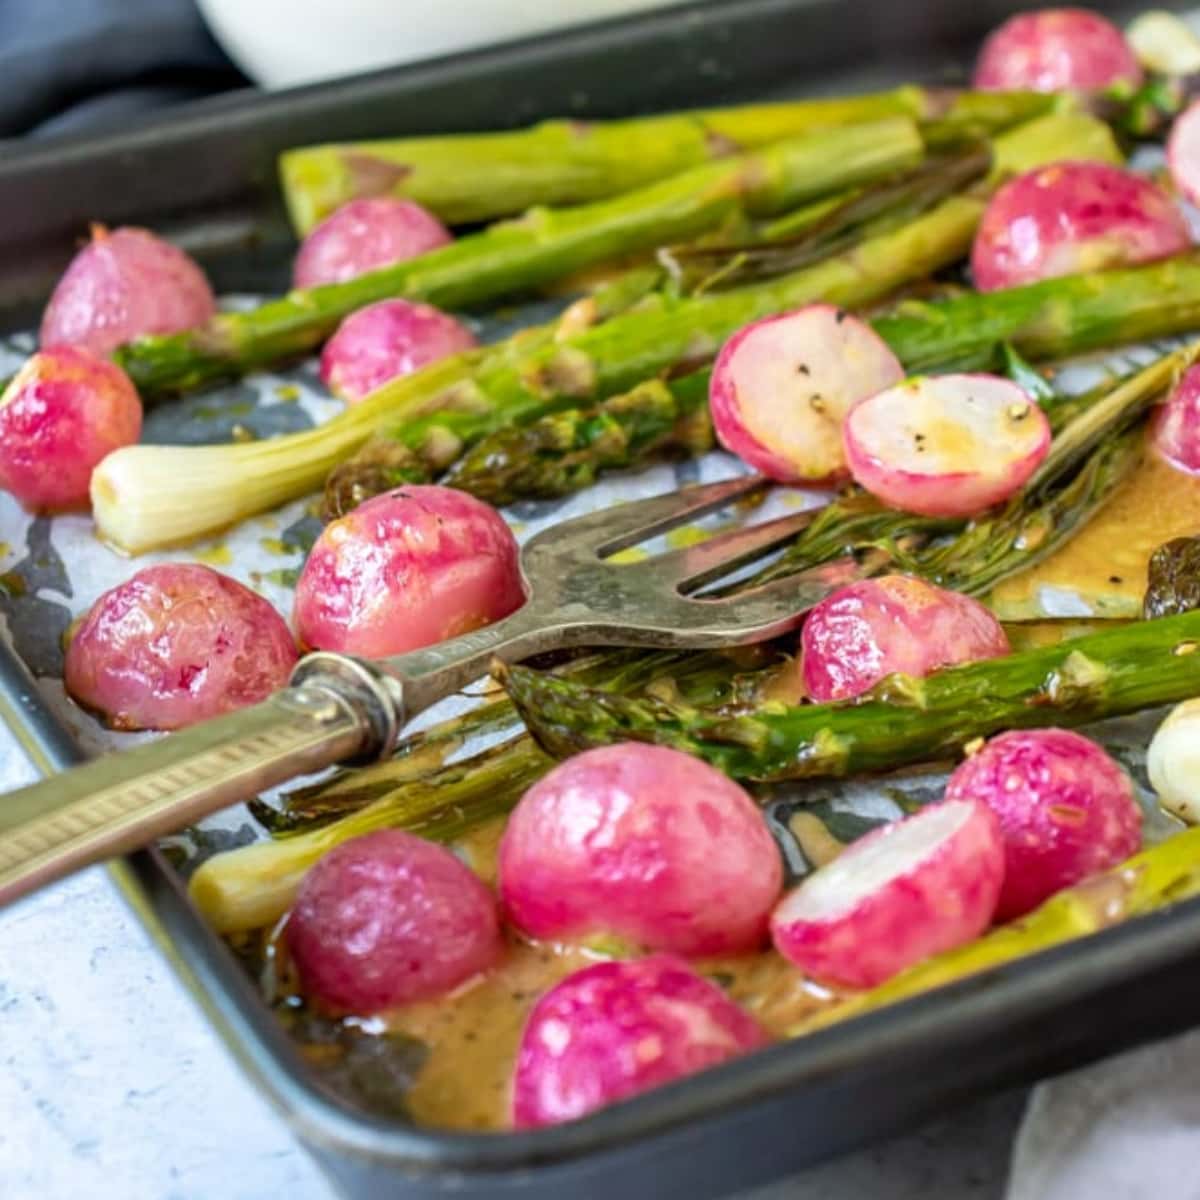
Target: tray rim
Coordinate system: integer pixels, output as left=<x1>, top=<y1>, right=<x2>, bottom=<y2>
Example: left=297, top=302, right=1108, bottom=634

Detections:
left=2, top=0, right=1199, bottom=1186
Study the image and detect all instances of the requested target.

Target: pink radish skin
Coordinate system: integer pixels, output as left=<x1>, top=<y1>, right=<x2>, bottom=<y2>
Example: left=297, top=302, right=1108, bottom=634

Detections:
left=64, top=564, right=297, bottom=731
left=945, top=728, right=1142, bottom=921
left=319, top=298, right=478, bottom=404
left=973, top=8, right=1143, bottom=92
left=498, top=743, right=782, bottom=957
left=287, top=829, right=502, bottom=1014
left=770, top=799, right=1004, bottom=990
left=971, top=162, right=1190, bottom=293
left=799, top=575, right=1011, bottom=703
left=843, top=373, right=1051, bottom=518
left=293, top=484, right=523, bottom=658
left=512, top=955, right=768, bottom=1129
left=709, top=305, right=905, bottom=482
left=40, top=226, right=216, bottom=356
left=1169, top=99, right=1200, bottom=210
left=1151, top=362, right=1200, bottom=474
left=293, top=197, right=452, bottom=288
left=0, top=347, right=142, bottom=511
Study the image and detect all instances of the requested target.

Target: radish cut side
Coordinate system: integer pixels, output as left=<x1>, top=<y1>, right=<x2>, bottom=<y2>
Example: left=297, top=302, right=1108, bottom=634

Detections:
left=709, top=304, right=904, bottom=483
left=843, top=373, right=1051, bottom=517
left=1169, top=100, right=1200, bottom=209
left=770, top=798, right=1004, bottom=989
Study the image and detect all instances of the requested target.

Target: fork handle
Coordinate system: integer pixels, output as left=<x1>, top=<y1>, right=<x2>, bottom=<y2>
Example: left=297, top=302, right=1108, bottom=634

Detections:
left=0, top=683, right=369, bottom=908
left=0, top=603, right=585, bottom=908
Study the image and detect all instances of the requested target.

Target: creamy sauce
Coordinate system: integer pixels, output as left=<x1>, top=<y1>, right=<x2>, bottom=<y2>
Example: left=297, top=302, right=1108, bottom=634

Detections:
left=378, top=816, right=837, bottom=1131
left=991, top=443, right=1200, bottom=619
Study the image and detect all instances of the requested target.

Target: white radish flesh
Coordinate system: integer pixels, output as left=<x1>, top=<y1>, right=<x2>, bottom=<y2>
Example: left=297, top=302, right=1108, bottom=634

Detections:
left=843, top=373, right=1051, bottom=517
left=709, top=304, right=905, bottom=483
left=770, top=799, right=1004, bottom=989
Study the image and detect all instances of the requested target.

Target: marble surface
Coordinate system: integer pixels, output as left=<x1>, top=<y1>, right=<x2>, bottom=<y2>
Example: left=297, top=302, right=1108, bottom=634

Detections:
left=0, top=735, right=1026, bottom=1199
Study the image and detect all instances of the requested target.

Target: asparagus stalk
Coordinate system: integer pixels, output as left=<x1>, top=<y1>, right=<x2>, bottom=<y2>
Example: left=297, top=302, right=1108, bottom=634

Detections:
left=501, top=609, right=1200, bottom=781
left=94, top=112, right=1123, bottom=553
left=115, top=119, right=924, bottom=400
left=278, top=89, right=1053, bottom=233
left=437, top=370, right=712, bottom=506
left=795, top=826, right=1200, bottom=1036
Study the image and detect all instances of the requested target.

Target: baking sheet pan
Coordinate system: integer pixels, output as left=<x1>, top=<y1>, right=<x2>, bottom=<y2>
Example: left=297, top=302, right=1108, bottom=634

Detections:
left=1, top=2, right=1199, bottom=1197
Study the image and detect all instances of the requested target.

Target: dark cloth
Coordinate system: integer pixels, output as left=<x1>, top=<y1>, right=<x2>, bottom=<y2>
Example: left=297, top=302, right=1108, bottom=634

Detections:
left=0, top=0, right=243, bottom=139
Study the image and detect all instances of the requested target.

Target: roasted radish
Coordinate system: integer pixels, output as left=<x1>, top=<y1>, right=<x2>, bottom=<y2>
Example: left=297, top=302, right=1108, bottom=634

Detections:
left=292, top=196, right=453, bottom=289
left=293, top=484, right=523, bottom=658
left=843, top=373, right=1050, bottom=517
left=1170, top=100, right=1200, bottom=212
left=511, top=955, right=767, bottom=1128
left=709, top=305, right=904, bottom=482
left=64, top=564, right=297, bottom=731
left=40, top=226, right=216, bottom=356
left=973, top=8, right=1143, bottom=93
left=944, top=728, right=1142, bottom=920
left=770, top=798, right=1004, bottom=989
left=971, top=162, right=1190, bottom=293
left=319, top=298, right=478, bottom=404
left=287, top=829, right=502, bottom=1014
left=1151, top=362, right=1200, bottom=474
left=0, top=347, right=142, bottom=511
left=499, top=743, right=782, bottom=956
left=799, top=574, right=1011, bottom=703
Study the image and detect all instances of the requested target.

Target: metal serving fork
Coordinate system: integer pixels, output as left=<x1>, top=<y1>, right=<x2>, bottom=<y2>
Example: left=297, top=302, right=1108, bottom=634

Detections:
left=0, top=475, right=876, bottom=907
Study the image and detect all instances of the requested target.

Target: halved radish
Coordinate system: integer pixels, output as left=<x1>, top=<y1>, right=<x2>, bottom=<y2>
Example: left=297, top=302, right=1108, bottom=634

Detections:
left=945, top=728, right=1141, bottom=920
left=971, top=162, right=1191, bottom=293
left=709, top=304, right=905, bottom=483
left=1169, top=100, right=1200, bottom=210
left=973, top=9, right=1142, bottom=93
left=770, top=798, right=1004, bottom=990
left=843, top=373, right=1051, bottom=518
left=799, top=575, right=1010, bottom=703
left=1151, top=361, right=1200, bottom=475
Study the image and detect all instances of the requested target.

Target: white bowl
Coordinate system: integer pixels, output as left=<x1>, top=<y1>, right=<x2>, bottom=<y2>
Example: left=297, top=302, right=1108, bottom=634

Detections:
left=197, top=0, right=678, bottom=89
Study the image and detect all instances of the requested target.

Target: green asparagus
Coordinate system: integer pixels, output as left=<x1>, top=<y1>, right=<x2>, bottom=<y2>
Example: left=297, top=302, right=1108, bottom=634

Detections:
left=278, top=88, right=1053, bottom=232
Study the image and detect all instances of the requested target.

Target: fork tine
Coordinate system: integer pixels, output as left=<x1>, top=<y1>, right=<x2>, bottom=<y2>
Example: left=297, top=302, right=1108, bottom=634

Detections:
left=651, top=508, right=819, bottom=593
left=591, top=474, right=769, bottom=557
left=687, top=549, right=891, bottom=638
left=522, top=474, right=768, bottom=564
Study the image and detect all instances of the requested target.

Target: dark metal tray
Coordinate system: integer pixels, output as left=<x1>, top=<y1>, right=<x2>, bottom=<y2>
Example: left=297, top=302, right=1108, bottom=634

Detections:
left=2, top=2, right=1199, bottom=1197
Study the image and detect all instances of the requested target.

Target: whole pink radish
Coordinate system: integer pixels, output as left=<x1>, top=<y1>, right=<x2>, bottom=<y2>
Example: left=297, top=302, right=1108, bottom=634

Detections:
left=65, top=563, right=297, bottom=731
left=293, top=196, right=452, bottom=289
left=287, top=829, right=502, bottom=1014
left=293, top=484, right=523, bottom=658
left=709, top=304, right=904, bottom=483
left=799, top=575, right=1010, bottom=703
left=1169, top=100, right=1200, bottom=210
left=319, top=298, right=478, bottom=404
left=770, top=798, right=1005, bottom=989
left=512, top=955, right=767, bottom=1128
left=498, top=743, right=782, bottom=957
left=40, top=225, right=216, bottom=356
left=1151, top=361, right=1200, bottom=474
left=0, top=347, right=141, bottom=511
left=971, top=162, right=1190, bottom=293
left=944, top=728, right=1142, bottom=921
left=973, top=8, right=1142, bottom=92
left=843, top=374, right=1051, bottom=517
